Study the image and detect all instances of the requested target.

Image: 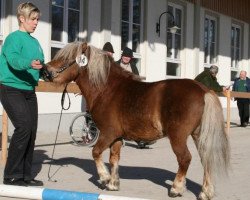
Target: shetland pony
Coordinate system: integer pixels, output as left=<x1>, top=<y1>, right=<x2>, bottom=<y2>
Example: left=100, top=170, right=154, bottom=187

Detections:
left=42, top=42, right=230, bottom=200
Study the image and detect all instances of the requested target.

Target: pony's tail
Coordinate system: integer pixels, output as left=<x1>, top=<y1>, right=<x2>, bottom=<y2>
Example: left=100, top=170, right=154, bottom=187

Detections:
left=198, top=92, right=230, bottom=178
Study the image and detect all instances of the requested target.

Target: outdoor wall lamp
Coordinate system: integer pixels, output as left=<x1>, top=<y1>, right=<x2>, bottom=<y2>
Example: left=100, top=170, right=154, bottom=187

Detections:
left=156, top=11, right=179, bottom=37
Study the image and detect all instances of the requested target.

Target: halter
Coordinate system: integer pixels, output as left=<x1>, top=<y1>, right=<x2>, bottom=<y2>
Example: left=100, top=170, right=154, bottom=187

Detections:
left=41, top=60, right=77, bottom=81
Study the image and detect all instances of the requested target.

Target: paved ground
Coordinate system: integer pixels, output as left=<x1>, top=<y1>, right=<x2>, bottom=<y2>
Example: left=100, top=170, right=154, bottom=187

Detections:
left=0, top=121, right=250, bottom=200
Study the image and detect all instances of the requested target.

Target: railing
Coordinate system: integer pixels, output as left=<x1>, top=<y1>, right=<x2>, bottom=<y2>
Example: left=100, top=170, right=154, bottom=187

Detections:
left=222, top=90, right=250, bottom=133
left=1, top=82, right=250, bottom=165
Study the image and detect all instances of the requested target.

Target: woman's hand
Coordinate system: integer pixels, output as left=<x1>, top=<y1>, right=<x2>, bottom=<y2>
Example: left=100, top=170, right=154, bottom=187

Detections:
left=31, top=60, right=43, bottom=69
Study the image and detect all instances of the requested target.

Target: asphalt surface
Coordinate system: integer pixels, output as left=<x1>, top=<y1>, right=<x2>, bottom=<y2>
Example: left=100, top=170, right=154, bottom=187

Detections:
left=0, top=121, right=250, bottom=200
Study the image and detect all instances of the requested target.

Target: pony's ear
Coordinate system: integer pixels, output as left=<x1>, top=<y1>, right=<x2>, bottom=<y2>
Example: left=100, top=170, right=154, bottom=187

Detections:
left=82, top=42, right=88, bottom=53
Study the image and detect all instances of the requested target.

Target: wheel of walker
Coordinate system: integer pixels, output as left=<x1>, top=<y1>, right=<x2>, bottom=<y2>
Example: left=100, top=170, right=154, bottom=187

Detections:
left=69, top=112, right=100, bottom=147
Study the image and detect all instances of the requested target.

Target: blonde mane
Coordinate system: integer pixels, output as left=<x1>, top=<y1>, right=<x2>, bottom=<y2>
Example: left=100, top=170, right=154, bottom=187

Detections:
left=53, top=42, right=83, bottom=61
left=87, top=45, right=111, bottom=89
left=53, top=42, right=111, bottom=89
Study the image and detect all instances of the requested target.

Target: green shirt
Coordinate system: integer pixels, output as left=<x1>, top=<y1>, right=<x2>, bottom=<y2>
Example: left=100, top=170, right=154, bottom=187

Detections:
left=237, top=79, right=247, bottom=92
left=0, top=30, right=44, bottom=90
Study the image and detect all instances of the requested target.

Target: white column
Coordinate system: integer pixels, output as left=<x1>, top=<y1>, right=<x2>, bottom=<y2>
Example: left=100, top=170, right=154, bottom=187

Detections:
left=144, top=0, right=167, bottom=82
left=87, top=0, right=102, bottom=47
left=217, top=15, right=231, bottom=86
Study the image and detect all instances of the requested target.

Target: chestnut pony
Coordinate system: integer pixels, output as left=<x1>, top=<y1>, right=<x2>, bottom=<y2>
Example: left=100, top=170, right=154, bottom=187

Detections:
left=43, top=42, right=230, bottom=200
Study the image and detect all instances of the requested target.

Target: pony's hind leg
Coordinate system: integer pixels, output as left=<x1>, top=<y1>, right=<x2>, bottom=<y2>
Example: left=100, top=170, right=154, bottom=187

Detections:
left=169, top=136, right=191, bottom=197
left=106, top=139, right=123, bottom=191
left=199, top=170, right=214, bottom=200
left=192, top=132, right=214, bottom=200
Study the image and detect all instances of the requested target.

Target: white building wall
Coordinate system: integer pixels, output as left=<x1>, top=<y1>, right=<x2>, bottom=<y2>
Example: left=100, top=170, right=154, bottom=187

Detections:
left=145, top=0, right=167, bottom=82
left=0, top=0, right=83, bottom=115
left=182, top=2, right=195, bottom=79
left=87, top=0, right=102, bottom=47
left=217, top=15, right=231, bottom=87
left=111, top=0, right=122, bottom=61
left=0, top=0, right=250, bottom=116
left=242, top=22, right=250, bottom=72
left=198, top=8, right=205, bottom=74
left=217, top=15, right=234, bottom=108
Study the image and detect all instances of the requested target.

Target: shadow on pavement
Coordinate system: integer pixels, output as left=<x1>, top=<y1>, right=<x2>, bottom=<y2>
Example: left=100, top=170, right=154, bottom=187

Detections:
left=32, top=149, right=201, bottom=198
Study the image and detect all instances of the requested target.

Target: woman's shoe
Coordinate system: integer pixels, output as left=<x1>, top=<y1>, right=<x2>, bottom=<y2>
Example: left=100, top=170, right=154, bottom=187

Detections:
left=24, top=179, right=44, bottom=186
left=3, top=178, right=27, bottom=186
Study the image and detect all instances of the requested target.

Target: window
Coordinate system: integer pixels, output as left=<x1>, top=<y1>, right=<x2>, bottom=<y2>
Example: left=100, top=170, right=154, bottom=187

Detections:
left=231, top=24, right=241, bottom=69
left=51, top=0, right=82, bottom=58
left=204, top=15, right=217, bottom=64
left=166, top=4, right=183, bottom=77
left=230, top=24, right=241, bottom=81
left=121, top=0, right=143, bottom=72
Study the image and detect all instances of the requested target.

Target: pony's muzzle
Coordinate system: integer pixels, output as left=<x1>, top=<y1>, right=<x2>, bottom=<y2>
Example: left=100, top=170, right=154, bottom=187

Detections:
left=40, top=64, right=55, bottom=81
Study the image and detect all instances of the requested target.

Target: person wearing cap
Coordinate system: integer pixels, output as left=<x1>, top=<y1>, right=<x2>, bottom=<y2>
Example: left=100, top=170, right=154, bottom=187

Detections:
left=232, top=70, right=250, bottom=127
left=194, top=65, right=227, bottom=92
left=102, top=42, right=114, bottom=57
left=116, top=47, right=139, bottom=75
left=116, top=47, right=152, bottom=149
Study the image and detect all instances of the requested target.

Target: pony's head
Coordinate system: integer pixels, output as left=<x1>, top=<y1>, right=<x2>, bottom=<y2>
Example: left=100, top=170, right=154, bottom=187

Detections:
left=42, top=42, right=111, bottom=88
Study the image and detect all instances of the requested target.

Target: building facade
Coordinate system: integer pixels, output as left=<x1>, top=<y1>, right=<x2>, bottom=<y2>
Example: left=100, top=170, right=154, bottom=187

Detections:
left=0, top=0, right=250, bottom=115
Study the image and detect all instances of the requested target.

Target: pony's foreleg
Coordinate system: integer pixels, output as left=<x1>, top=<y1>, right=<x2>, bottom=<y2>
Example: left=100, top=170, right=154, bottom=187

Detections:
left=106, top=139, right=123, bottom=191
left=169, top=138, right=191, bottom=197
left=92, top=143, right=111, bottom=186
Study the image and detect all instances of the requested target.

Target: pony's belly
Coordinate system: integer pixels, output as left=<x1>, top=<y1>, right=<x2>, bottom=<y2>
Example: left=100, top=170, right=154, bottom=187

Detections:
left=124, top=126, right=164, bottom=141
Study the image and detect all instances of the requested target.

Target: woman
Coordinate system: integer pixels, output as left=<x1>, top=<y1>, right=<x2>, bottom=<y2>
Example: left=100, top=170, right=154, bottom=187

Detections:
left=0, top=2, right=44, bottom=186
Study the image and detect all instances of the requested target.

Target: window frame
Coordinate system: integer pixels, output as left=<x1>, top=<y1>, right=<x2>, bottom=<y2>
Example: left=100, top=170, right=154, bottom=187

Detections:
left=51, top=0, right=83, bottom=51
left=203, top=14, right=218, bottom=66
left=166, top=3, right=183, bottom=78
left=121, top=0, right=144, bottom=73
left=231, top=23, right=241, bottom=69
left=230, top=23, right=242, bottom=81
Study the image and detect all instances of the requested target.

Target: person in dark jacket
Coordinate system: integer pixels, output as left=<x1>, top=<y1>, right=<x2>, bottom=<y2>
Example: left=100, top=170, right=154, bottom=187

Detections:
left=233, top=70, right=250, bottom=127
left=102, top=42, right=114, bottom=57
left=194, top=65, right=227, bottom=92
left=116, top=47, right=152, bottom=148
left=116, top=47, right=139, bottom=75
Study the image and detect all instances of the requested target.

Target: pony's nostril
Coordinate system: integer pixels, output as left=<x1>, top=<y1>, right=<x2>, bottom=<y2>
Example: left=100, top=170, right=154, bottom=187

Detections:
left=40, top=68, right=53, bottom=81
left=51, top=71, right=58, bottom=78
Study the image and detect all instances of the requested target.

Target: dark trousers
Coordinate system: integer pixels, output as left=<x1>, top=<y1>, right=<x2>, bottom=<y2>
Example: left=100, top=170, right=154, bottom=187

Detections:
left=0, top=84, right=38, bottom=180
left=237, top=99, right=249, bottom=125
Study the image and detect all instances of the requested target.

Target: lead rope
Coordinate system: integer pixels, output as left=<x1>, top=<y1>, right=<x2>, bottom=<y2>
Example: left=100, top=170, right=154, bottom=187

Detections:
left=47, top=83, right=71, bottom=182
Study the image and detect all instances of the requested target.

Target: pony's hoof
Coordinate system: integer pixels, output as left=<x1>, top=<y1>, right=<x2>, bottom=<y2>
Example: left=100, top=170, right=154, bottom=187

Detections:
left=199, top=185, right=214, bottom=200
left=198, top=192, right=212, bottom=200
left=169, top=187, right=183, bottom=197
left=99, top=178, right=110, bottom=187
left=106, top=182, right=120, bottom=191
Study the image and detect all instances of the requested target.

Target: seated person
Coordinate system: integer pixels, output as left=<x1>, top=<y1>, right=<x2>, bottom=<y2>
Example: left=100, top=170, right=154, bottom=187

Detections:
left=194, top=65, right=227, bottom=92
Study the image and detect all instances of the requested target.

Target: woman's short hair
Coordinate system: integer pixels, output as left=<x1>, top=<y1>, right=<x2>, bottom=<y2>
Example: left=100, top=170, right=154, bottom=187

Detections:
left=17, top=2, right=40, bottom=25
